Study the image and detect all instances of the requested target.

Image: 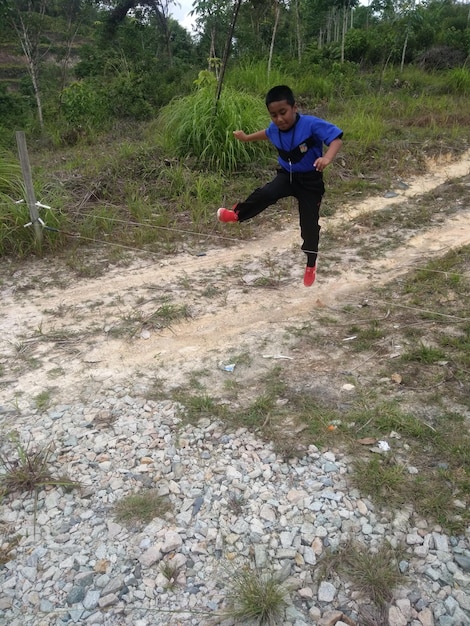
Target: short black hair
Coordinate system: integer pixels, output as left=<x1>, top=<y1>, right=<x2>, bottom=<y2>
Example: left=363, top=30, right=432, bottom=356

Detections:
left=265, top=85, right=295, bottom=107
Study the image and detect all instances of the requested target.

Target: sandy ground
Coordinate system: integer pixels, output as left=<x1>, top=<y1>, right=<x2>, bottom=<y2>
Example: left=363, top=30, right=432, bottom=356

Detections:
left=1, top=151, right=469, bottom=410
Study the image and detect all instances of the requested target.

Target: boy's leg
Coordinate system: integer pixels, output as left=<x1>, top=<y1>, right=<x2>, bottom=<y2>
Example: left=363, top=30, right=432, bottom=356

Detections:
left=299, top=198, right=322, bottom=267
left=225, top=170, right=291, bottom=222
left=295, top=178, right=325, bottom=268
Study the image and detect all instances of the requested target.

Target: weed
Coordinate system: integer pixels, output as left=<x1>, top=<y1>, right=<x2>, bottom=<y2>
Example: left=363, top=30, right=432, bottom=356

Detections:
left=227, top=492, right=245, bottom=515
left=175, top=391, right=226, bottom=423
left=34, top=390, right=52, bottom=412
left=143, top=303, right=191, bottom=330
left=352, top=456, right=408, bottom=506
left=223, top=565, right=288, bottom=625
left=47, top=367, right=65, bottom=379
left=201, top=284, right=220, bottom=298
left=158, top=85, right=271, bottom=173
left=346, top=321, right=386, bottom=352
left=236, top=395, right=275, bottom=429
left=0, top=532, right=20, bottom=566
left=320, top=539, right=405, bottom=607
left=159, top=560, right=180, bottom=590
left=401, top=343, right=447, bottom=364
left=114, top=490, right=172, bottom=527
left=0, top=434, right=80, bottom=502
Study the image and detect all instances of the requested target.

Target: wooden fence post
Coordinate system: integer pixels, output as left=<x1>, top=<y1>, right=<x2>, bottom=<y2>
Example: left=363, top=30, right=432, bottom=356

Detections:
left=16, top=130, right=43, bottom=248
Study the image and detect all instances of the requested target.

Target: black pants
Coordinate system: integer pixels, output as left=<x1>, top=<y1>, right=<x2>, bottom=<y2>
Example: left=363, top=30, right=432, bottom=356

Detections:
left=235, top=168, right=325, bottom=266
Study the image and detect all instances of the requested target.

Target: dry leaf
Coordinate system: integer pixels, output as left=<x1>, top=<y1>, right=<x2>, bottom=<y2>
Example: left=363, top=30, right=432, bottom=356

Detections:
left=357, top=437, right=377, bottom=445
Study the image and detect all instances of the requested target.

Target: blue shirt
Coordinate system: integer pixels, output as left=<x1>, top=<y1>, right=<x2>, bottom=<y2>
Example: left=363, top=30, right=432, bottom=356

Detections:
left=266, top=114, right=343, bottom=174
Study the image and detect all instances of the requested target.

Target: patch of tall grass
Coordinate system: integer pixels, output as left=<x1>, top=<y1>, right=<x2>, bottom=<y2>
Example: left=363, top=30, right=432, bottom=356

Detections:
left=0, top=150, right=65, bottom=256
left=226, top=60, right=288, bottom=96
left=157, top=85, right=272, bottom=172
left=446, top=68, right=470, bottom=95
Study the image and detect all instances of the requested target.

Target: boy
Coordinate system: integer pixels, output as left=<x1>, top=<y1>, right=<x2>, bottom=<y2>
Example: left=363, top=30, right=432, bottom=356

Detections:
left=217, top=85, right=343, bottom=287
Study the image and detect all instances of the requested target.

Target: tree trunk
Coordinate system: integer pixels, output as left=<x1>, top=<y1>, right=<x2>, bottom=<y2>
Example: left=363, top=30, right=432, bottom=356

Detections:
left=215, top=0, right=243, bottom=106
left=295, top=0, right=302, bottom=62
left=11, top=3, right=48, bottom=130
left=268, top=1, right=281, bottom=78
left=341, top=4, right=348, bottom=63
left=400, top=29, right=409, bottom=73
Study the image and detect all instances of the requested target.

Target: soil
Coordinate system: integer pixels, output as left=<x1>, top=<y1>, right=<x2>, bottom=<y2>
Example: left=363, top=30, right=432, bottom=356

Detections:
left=1, top=151, right=469, bottom=413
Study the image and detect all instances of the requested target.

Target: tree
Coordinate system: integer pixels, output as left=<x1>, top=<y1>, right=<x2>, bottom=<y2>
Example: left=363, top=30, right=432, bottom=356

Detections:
left=1, top=0, right=49, bottom=129
left=96, top=0, right=178, bottom=65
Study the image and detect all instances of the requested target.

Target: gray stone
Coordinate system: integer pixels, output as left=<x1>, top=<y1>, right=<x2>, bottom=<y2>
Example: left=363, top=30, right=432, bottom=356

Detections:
left=454, top=555, right=470, bottom=573
left=98, top=593, right=118, bottom=608
left=433, top=533, right=450, bottom=553
left=66, top=586, right=86, bottom=605
left=83, top=590, right=101, bottom=611
left=389, top=606, right=408, bottom=626
left=318, top=581, right=337, bottom=603
left=101, top=575, right=125, bottom=596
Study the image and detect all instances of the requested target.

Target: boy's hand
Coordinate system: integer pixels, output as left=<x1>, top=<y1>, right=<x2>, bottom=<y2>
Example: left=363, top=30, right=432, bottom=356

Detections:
left=313, top=156, right=331, bottom=172
left=233, top=130, right=248, bottom=141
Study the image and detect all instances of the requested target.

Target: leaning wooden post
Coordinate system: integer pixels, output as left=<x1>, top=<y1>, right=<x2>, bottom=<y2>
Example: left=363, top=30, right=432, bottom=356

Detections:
left=16, top=130, right=43, bottom=248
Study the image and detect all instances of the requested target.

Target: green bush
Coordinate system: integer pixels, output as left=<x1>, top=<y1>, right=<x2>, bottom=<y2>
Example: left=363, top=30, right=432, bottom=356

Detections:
left=0, top=86, right=31, bottom=146
left=60, top=80, right=110, bottom=142
left=157, top=83, right=272, bottom=172
left=446, top=68, right=470, bottom=95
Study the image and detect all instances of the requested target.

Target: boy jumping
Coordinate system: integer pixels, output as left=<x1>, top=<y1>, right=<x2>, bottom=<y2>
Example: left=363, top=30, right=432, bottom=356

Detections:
left=217, top=85, right=343, bottom=287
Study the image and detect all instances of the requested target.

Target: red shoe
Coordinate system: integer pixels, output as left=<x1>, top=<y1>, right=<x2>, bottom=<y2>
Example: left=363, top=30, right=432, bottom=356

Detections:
left=303, top=264, right=316, bottom=287
left=217, top=207, right=238, bottom=223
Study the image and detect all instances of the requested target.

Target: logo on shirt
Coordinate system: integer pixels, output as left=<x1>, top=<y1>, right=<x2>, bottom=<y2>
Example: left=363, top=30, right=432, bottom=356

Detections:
left=299, top=142, right=308, bottom=153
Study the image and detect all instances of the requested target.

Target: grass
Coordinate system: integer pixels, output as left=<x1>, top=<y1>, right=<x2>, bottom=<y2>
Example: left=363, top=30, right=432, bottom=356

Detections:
left=0, top=533, right=20, bottom=566
left=320, top=539, right=405, bottom=608
left=34, top=389, right=53, bottom=412
left=222, top=565, right=289, bottom=625
left=157, top=83, right=271, bottom=173
left=0, top=68, right=467, bottom=261
left=161, top=243, right=470, bottom=533
left=113, top=490, right=172, bottom=527
left=0, top=434, right=80, bottom=505
left=160, top=560, right=181, bottom=590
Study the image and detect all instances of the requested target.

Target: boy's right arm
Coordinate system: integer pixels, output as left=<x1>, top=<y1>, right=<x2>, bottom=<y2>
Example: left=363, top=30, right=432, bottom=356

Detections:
left=233, top=129, right=268, bottom=142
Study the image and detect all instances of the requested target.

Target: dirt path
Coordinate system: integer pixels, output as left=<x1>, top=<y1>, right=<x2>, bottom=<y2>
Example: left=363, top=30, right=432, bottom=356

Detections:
left=1, top=151, right=469, bottom=408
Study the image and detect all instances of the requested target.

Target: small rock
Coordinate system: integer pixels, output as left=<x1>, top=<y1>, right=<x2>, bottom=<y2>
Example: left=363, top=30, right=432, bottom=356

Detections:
left=318, top=581, right=337, bottom=603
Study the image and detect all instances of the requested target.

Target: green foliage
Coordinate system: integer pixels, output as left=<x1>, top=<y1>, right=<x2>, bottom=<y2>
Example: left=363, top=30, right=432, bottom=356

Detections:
left=114, top=490, right=172, bottom=526
left=0, top=433, right=80, bottom=498
left=223, top=565, right=288, bottom=624
left=157, top=85, right=271, bottom=172
left=446, top=68, right=470, bottom=95
left=322, top=540, right=404, bottom=608
left=0, top=85, right=31, bottom=146
left=225, top=60, right=288, bottom=96
left=0, top=149, right=66, bottom=256
left=60, top=80, right=110, bottom=142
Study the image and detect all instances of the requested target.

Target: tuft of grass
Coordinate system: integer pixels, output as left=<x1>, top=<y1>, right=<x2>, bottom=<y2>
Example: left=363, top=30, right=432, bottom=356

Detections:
left=143, top=303, right=191, bottom=329
left=160, top=559, right=180, bottom=590
left=0, top=434, right=80, bottom=518
left=320, top=539, right=405, bottom=608
left=223, top=565, right=289, bottom=625
left=34, top=390, right=52, bottom=412
left=157, top=84, right=271, bottom=173
left=227, top=492, right=245, bottom=515
left=0, top=533, right=20, bottom=566
left=401, top=342, right=447, bottom=364
left=352, top=456, right=408, bottom=506
left=114, top=490, right=172, bottom=527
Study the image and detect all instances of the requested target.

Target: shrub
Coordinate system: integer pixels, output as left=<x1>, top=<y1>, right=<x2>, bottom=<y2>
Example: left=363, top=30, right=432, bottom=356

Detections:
left=157, top=83, right=271, bottom=172
left=446, top=68, right=470, bottom=95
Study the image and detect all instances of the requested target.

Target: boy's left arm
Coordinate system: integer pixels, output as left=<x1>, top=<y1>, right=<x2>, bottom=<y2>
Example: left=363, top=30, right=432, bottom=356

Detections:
left=314, top=137, right=343, bottom=173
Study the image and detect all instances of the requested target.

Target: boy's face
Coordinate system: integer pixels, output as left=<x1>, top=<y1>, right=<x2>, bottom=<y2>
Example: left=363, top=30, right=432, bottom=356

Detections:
left=267, top=100, right=297, bottom=131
